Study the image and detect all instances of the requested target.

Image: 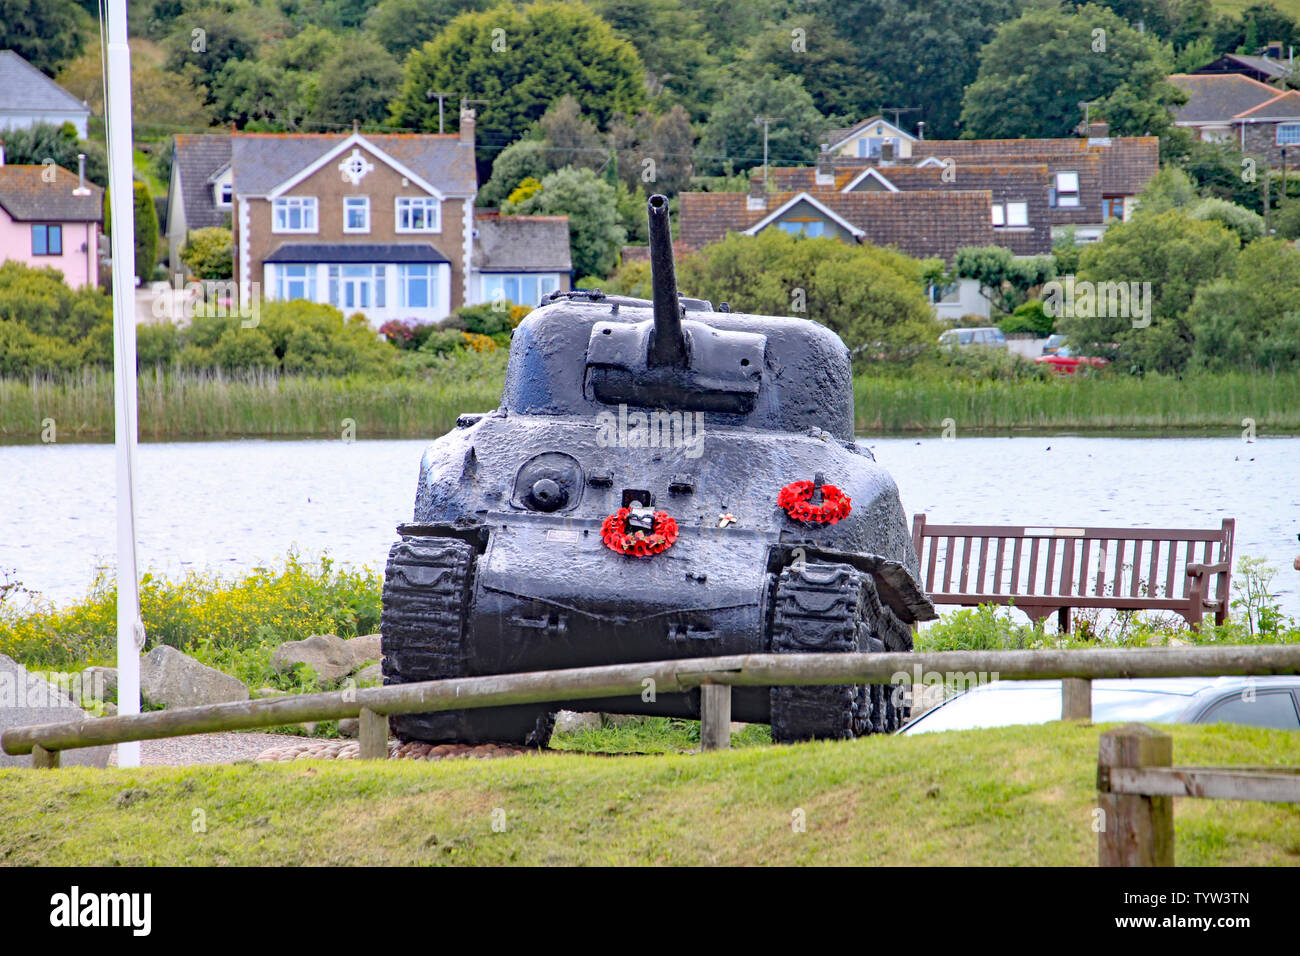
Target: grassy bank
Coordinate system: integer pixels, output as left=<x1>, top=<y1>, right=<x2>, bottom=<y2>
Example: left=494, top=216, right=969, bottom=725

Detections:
left=1, top=722, right=1296, bottom=865
left=3, top=367, right=1299, bottom=441
left=0, top=363, right=505, bottom=442
left=855, top=370, right=1300, bottom=433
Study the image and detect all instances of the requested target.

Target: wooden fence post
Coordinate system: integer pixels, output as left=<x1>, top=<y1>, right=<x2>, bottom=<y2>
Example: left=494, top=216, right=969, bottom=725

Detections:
left=700, top=684, right=731, bottom=751
left=31, top=745, right=59, bottom=769
left=1098, top=723, right=1174, bottom=867
left=1062, top=678, right=1092, bottom=720
left=358, top=707, right=389, bottom=760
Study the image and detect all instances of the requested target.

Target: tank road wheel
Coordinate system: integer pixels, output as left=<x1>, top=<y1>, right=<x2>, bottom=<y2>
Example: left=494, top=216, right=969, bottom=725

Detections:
left=768, top=561, right=913, bottom=743
left=381, top=536, right=555, bottom=747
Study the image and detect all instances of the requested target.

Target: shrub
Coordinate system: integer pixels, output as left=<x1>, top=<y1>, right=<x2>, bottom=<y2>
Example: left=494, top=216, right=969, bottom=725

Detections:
left=180, top=227, right=235, bottom=279
left=998, top=299, right=1053, bottom=336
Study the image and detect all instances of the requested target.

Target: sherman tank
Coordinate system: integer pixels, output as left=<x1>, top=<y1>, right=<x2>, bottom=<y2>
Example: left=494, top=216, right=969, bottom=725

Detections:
left=380, top=193, right=936, bottom=746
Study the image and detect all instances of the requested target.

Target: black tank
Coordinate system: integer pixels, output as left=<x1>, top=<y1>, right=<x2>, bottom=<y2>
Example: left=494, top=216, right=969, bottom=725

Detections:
left=380, top=194, right=936, bottom=745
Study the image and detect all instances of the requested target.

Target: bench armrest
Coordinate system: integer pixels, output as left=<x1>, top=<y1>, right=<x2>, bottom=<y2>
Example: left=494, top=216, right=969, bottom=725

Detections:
left=1186, top=562, right=1231, bottom=577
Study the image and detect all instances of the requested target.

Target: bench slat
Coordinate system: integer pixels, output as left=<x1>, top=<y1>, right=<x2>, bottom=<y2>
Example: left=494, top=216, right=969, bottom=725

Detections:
left=1148, top=539, right=1161, bottom=598
left=1027, top=538, right=1041, bottom=594
left=1045, top=538, right=1058, bottom=596
left=942, top=536, right=955, bottom=592
left=1111, top=539, right=1124, bottom=599
left=925, top=532, right=938, bottom=591
left=1130, top=539, right=1144, bottom=597
left=993, top=537, right=1006, bottom=593
left=1010, top=538, right=1023, bottom=595
left=958, top=536, right=972, bottom=592
left=976, top=537, right=989, bottom=595
left=1165, top=540, right=1179, bottom=600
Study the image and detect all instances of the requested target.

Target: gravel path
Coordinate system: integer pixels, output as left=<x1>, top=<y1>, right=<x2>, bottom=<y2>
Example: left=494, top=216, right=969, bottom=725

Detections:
left=107, top=732, right=320, bottom=767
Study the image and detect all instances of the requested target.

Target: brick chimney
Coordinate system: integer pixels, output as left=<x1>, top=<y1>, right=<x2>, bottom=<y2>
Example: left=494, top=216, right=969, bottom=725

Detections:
left=459, top=106, right=476, bottom=146
left=1086, top=121, right=1110, bottom=141
left=816, top=145, right=834, bottom=186
left=747, top=171, right=765, bottom=211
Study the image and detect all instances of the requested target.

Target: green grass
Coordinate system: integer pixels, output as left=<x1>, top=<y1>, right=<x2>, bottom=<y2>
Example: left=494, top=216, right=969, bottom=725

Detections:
left=855, top=370, right=1300, bottom=433
left=1, top=722, right=1296, bottom=865
left=0, top=366, right=505, bottom=442
left=2, top=368, right=1297, bottom=441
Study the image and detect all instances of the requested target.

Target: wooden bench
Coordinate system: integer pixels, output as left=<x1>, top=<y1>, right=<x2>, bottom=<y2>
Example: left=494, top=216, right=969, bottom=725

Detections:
left=911, top=515, right=1234, bottom=632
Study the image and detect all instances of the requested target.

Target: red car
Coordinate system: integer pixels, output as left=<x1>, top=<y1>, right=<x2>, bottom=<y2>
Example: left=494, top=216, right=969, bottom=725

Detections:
left=1035, top=346, right=1109, bottom=374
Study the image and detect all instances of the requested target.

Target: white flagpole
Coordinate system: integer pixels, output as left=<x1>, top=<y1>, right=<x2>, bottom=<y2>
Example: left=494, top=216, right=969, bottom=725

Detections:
left=104, top=0, right=142, bottom=767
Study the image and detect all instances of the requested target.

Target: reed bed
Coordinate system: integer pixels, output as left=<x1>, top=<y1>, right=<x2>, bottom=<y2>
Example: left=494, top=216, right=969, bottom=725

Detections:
left=854, top=371, right=1300, bottom=433
left=1, top=368, right=1297, bottom=441
left=0, top=367, right=506, bottom=441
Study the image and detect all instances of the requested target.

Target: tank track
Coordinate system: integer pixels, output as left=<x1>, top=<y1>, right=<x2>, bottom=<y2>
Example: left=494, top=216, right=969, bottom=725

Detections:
left=381, top=536, right=554, bottom=747
left=768, top=561, right=912, bottom=742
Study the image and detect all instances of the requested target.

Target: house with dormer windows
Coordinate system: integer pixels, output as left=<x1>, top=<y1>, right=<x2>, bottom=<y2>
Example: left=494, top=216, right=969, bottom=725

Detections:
left=165, top=112, right=572, bottom=325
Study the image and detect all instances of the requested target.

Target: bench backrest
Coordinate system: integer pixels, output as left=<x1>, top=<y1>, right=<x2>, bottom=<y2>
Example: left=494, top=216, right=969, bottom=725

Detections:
left=911, top=515, right=1234, bottom=609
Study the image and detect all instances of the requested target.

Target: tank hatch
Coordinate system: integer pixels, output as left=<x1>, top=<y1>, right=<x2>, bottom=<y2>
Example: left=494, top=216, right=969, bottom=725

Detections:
left=584, top=193, right=765, bottom=413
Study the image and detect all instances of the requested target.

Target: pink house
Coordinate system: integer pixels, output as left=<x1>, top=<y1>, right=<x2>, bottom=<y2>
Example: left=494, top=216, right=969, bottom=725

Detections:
left=0, top=147, right=102, bottom=289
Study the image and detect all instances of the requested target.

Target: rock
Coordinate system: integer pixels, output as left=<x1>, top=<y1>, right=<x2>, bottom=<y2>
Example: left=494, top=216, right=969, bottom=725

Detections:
left=729, top=721, right=749, bottom=734
left=140, top=645, right=249, bottom=709
left=0, top=654, right=113, bottom=768
left=299, top=721, right=319, bottom=736
left=271, top=634, right=354, bottom=683
left=554, top=710, right=602, bottom=734
left=354, top=662, right=382, bottom=686
left=338, top=717, right=359, bottom=738
left=600, top=713, right=640, bottom=728
left=255, top=687, right=279, bottom=698
left=345, top=633, right=383, bottom=669
left=81, top=666, right=118, bottom=703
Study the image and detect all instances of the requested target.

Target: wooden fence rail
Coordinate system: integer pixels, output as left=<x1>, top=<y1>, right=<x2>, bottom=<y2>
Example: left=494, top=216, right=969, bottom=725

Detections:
left=6, top=645, right=1300, bottom=767
left=1096, top=723, right=1300, bottom=866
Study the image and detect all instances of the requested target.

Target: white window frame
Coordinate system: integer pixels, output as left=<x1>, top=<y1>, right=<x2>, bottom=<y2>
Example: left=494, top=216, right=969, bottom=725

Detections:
left=395, top=196, right=441, bottom=233
left=1006, top=202, right=1029, bottom=227
left=481, top=273, right=559, bottom=307
left=1054, top=171, right=1080, bottom=208
left=343, top=196, right=370, bottom=234
left=272, top=196, right=318, bottom=234
left=275, top=264, right=315, bottom=301
left=400, top=264, right=437, bottom=310
left=991, top=203, right=1005, bottom=227
left=216, top=179, right=232, bottom=208
left=1277, top=123, right=1300, bottom=146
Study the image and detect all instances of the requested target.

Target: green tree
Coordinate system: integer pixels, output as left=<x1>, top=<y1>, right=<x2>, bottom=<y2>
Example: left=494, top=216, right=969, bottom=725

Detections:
left=105, top=181, right=161, bottom=283
left=309, top=36, right=402, bottom=128
left=818, top=0, right=1023, bottom=139
left=741, top=15, right=880, bottom=125
left=960, top=4, right=1184, bottom=139
left=608, top=104, right=695, bottom=197
left=1063, top=210, right=1239, bottom=372
left=0, top=123, right=107, bottom=187
left=0, top=0, right=86, bottom=74
left=390, top=2, right=647, bottom=163
left=696, top=74, right=824, bottom=174
left=212, top=59, right=311, bottom=130
left=587, top=0, right=716, bottom=119
left=165, top=6, right=261, bottom=105
left=478, top=139, right=553, bottom=208
left=365, top=0, right=489, bottom=57
left=675, top=229, right=941, bottom=359
left=1188, top=237, right=1300, bottom=370
left=1189, top=197, right=1265, bottom=244
left=954, top=246, right=1056, bottom=315
left=180, top=227, right=234, bottom=279
left=505, top=166, right=626, bottom=279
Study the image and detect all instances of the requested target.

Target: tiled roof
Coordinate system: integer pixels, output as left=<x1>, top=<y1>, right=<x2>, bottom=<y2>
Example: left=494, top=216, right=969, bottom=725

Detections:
left=0, top=165, right=103, bottom=221
left=230, top=132, right=476, bottom=198
left=264, top=242, right=450, bottom=263
left=0, top=51, right=88, bottom=114
left=1196, top=53, right=1293, bottom=82
left=679, top=188, right=994, bottom=261
left=1235, top=89, right=1300, bottom=119
left=473, top=212, right=571, bottom=272
left=1168, top=74, right=1279, bottom=123
left=173, top=134, right=231, bottom=232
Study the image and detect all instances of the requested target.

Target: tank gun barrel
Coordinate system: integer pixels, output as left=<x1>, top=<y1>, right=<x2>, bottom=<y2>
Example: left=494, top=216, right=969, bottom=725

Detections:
left=647, top=193, right=688, bottom=367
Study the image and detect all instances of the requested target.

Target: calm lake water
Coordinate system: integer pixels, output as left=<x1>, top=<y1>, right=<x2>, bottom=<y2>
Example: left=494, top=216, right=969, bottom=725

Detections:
left=1, top=435, right=1297, bottom=615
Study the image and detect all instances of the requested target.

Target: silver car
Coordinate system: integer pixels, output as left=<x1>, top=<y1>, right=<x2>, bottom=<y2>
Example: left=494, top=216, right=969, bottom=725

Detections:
left=939, top=327, right=1007, bottom=348
left=898, top=676, right=1300, bottom=735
